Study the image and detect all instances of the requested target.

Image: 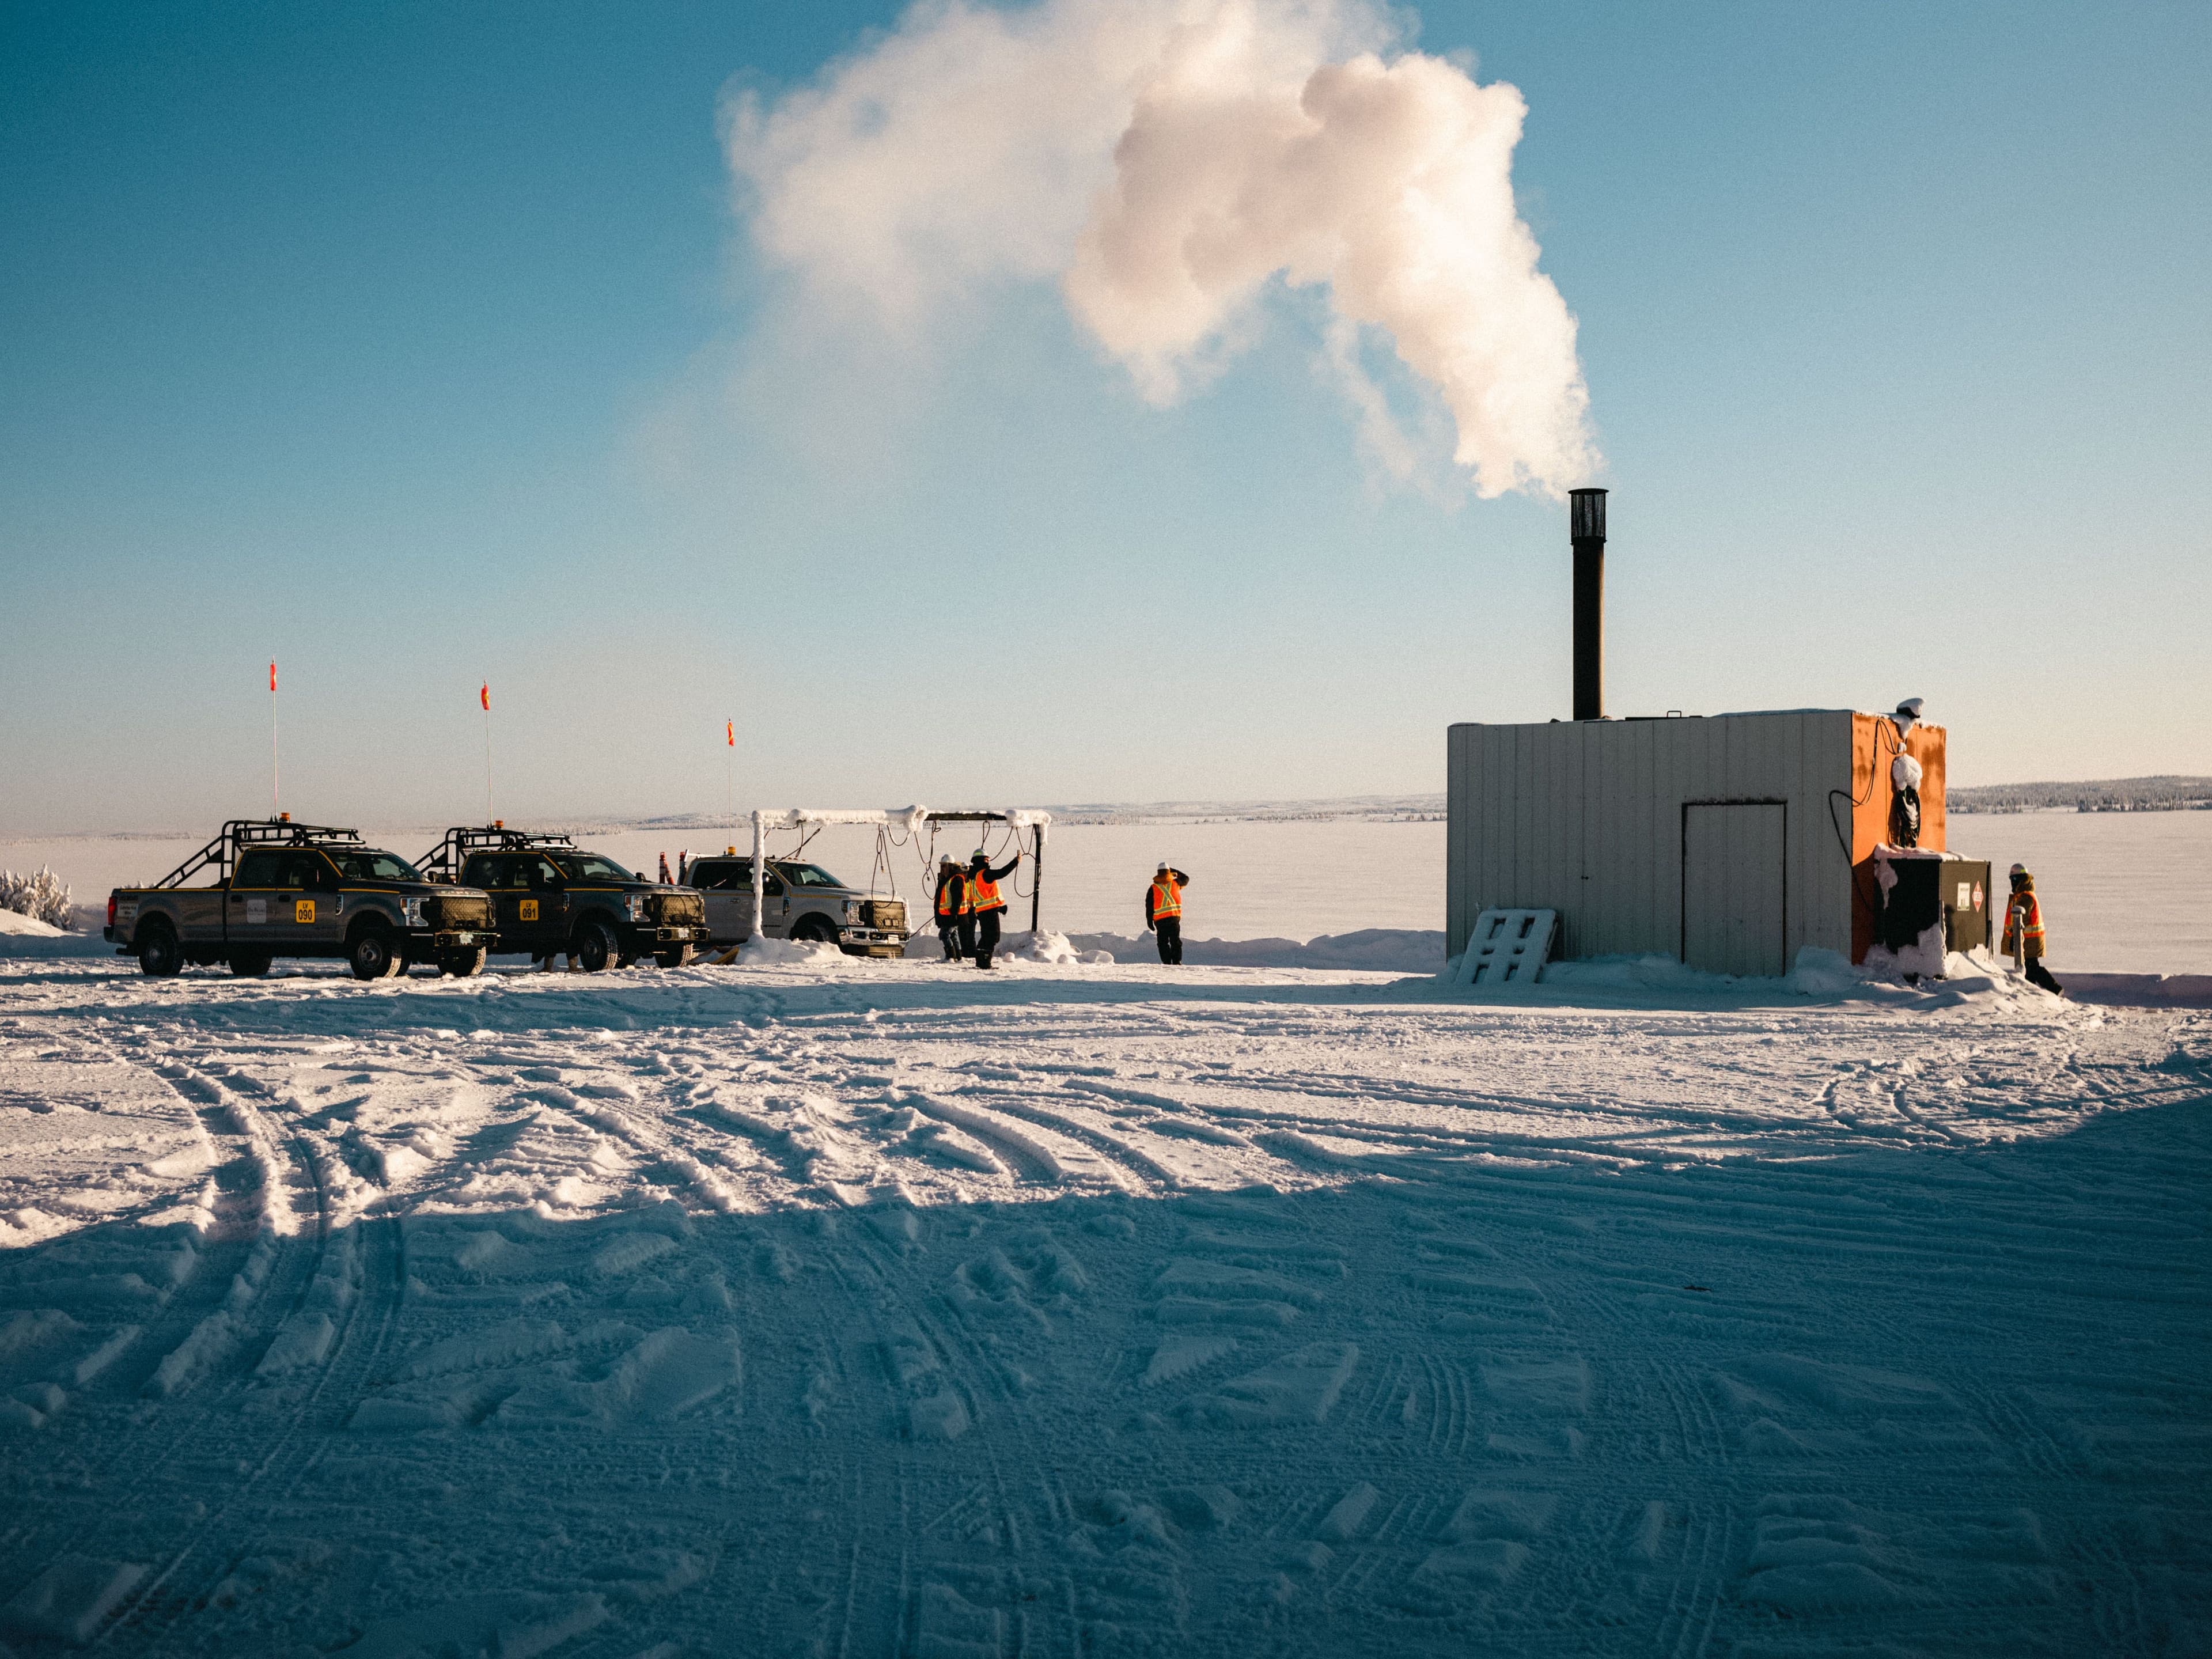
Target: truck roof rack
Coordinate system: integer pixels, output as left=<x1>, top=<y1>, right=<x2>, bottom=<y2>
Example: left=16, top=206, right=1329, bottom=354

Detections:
left=146, top=818, right=369, bottom=891
left=416, top=824, right=582, bottom=885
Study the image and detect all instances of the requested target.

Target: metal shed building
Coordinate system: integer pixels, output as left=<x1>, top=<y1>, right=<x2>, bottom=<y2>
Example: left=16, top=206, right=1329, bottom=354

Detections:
left=1444, top=710, right=1948, bottom=975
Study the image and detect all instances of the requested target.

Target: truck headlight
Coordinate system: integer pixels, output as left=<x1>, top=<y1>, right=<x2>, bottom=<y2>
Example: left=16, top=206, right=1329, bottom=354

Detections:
left=626, top=896, right=644, bottom=922
left=843, top=900, right=860, bottom=922
left=403, top=897, right=426, bottom=927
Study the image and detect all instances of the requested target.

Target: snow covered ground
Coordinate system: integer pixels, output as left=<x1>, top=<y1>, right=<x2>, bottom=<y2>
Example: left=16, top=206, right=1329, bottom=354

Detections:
left=1, top=951, right=2206, bottom=1655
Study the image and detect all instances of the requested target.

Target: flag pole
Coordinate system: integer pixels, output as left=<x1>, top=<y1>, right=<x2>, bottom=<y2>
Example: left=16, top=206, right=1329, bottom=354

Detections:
left=481, top=683, right=493, bottom=823
left=726, top=717, right=734, bottom=830
left=270, top=660, right=279, bottom=817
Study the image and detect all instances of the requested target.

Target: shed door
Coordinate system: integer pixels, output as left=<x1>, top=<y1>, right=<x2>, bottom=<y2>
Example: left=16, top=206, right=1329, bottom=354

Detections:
left=1681, top=803, right=1786, bottom=977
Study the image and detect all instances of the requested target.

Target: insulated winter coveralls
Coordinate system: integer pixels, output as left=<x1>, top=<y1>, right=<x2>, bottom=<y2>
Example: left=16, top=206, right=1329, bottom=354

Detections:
left=2002, top=876, right=2062, bottom=995
left=1146, top=869, right=1189, bottom=965
left=933, top=867, right=969, bottom=960
left=968, top=858, right=1018, bottom=969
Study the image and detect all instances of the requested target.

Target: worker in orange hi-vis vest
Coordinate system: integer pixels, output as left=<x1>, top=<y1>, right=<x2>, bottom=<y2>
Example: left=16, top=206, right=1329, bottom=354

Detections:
left=2001, top=863, right=2063, bottom=997
left=1145, top=862, right=1190, bottom=965
left=965, top=847, right=1022, bottom=970
left=932, top=855, right=970, bottom=961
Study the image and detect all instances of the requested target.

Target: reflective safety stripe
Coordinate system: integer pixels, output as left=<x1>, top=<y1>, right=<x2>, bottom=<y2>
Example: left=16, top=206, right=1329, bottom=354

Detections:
left=2003, top=893, right=2046, bottom=950
left=1151, top=877, right=1181, bottom=919
left=937, top=875, right=967, bottom=917
left=970, top=874, right=1003, bottom=911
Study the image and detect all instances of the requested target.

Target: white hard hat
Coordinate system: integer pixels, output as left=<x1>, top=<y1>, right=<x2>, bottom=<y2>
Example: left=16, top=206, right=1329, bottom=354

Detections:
left=1157, top=861, right=1170, bottom=871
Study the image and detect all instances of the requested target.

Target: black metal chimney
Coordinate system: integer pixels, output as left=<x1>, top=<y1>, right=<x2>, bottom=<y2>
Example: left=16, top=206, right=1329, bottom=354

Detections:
left=1570, top=487, right=1608, bottom=721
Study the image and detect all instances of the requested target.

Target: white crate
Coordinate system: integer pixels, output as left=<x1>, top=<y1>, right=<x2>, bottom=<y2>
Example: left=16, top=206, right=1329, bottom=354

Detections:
left=1453, top=908, right=1557, bottom=988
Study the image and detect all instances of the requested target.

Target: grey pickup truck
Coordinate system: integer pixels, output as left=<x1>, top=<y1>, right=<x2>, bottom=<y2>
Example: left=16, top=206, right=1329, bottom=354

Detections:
left=682, top=851, right=910, bottom=957
left=418, top=825, right=709, bottom=971
left=105, top=817, right=497, bottom=979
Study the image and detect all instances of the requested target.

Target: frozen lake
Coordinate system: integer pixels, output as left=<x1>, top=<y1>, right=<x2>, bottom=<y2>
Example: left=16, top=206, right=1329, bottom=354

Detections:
left=0, top=950, right=2206, bottom=1654
left=6, top=808, right=2209, bottom=972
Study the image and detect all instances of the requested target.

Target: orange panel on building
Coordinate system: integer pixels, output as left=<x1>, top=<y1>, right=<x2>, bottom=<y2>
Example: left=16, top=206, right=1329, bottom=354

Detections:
left=1848, top=714, right=1946, bottom=964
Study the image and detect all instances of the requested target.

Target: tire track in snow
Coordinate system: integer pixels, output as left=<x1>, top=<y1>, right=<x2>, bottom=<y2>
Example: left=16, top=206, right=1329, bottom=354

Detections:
left=0, top=1048, right=362, bottom=1649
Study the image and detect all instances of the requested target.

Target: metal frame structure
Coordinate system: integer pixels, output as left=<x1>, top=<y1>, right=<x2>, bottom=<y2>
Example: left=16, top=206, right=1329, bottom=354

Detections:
left=147, top=817, right=369, bottom=891
left=745, top=808, right=1052, bottom=943
left=415, top=824, right=579, bottom=886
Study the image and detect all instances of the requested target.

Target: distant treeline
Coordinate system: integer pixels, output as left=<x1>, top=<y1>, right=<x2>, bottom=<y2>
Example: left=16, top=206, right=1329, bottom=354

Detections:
left=1950, top=777, right=2212, bottom=814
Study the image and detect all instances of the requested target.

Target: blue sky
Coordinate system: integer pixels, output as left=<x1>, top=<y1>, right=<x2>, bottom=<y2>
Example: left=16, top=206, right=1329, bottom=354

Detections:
left=2, top=0, right=2206, bottom=836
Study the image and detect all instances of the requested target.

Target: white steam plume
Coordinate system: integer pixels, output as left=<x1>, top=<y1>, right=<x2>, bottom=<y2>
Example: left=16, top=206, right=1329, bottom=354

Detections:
left=727, top=0, right=1596, bottom=498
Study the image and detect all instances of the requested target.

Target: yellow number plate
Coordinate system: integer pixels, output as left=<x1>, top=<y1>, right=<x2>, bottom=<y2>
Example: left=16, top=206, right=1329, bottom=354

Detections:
left=520, top=899, right=540, bottom=922
left=294, top=899, right=316, bottom=924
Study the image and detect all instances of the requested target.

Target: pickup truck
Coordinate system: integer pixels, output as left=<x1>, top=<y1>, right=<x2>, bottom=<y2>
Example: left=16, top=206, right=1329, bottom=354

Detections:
left=681, top=851, right=910, bottom=957
left=105, top=818, right=497, bottom=979
left=418, top=825, right=709, bottom=971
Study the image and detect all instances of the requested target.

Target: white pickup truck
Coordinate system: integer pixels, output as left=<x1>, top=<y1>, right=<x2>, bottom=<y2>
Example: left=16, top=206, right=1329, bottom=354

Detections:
left=683, top=854, right=910, bottom=957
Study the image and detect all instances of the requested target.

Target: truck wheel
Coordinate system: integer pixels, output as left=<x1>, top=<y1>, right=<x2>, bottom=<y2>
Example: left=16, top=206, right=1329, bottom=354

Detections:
left=137, top=922, right=183, bottom=978
left=656, top=944, right=696, bottom=968
left=440, top=946, right=488, bottom=978
left=573, top=918, right=619, bottom=974
left=228, top=951, right=272, bottom=978
left=348, top=925, right=403, bottom=981
left=791, top=916, right=838, bottom=944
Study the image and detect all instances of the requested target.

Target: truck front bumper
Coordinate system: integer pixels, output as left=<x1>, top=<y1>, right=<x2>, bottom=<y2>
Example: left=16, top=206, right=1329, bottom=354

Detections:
left=838, top=927, right=911, bottom=957
left=411, top=929, right=495, bottom=950
left=620, top=925, right=709, bottom=949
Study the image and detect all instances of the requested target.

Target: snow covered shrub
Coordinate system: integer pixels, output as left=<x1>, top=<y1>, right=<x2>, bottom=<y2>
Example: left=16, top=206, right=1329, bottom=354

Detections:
left=0, top=866, right=74, bottom=929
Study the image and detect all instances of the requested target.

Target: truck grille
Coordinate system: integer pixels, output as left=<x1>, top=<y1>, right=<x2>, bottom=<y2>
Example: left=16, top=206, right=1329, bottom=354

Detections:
left=863, top=898, right=907, bottom=933
left=425, top=894, right=492, bottom=930
left=652, top=892, right=706, bottom=927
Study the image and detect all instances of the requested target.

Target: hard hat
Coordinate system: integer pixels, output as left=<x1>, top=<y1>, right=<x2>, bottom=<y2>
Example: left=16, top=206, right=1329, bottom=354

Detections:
left=1157, top=861, right=1169, bottom=872
left=2009, top=862, right=2027, bottom=876
left=972, top=848, right=988, bottom=861
left=938, top=854, right=954, bottom=865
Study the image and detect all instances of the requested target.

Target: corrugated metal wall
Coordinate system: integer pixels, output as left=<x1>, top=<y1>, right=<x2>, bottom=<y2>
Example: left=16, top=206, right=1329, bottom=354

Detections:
left=1445, top=712, right=1862, bottom=963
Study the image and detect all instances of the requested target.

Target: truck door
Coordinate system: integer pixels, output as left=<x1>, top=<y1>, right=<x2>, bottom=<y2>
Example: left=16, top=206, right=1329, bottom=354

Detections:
left=696, top=859, right=762, bottom=942
left=289, top=851, right=349, bottom=951
left=226, top=850, right=289, bottom=950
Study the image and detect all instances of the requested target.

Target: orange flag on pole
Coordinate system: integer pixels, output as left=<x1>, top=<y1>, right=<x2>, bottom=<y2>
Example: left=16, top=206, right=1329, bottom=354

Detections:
left=480, top=683, right=490, bottom=711
left=726, top=719, right=734, bottom=747
left=270, top=661, right=277, bottom=691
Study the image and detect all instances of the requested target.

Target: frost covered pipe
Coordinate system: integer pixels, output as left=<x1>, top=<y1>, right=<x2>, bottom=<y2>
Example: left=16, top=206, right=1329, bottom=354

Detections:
left=1570, top=488, right=1607, bottom=721
left=750, top=815, right=766, bottom=945
left=1029, top=821, right=1047, bottom=934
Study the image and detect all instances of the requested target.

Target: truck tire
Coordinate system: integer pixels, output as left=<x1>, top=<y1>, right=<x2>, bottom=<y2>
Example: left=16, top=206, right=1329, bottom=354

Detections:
left=656, top=944, right=697, bottom=968
left=137, top=921, right=183, bottom=978
left=791, top=915, right=838, bottom=944
left=228, top=951, right=272, bottom=978
left=573, top=917, right=619, bottom=974
left=439, top=946, right=488, bottom=978
left=348, top=924, right=403, bottom=981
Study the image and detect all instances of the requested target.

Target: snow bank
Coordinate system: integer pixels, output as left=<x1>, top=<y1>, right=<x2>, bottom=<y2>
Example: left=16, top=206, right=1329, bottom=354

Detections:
left=1464, top=945, right=2062, bottom=1011
left=0, top=908, right=105, bottom=958
left=1063, top=927, right=1444, bottom=972
left=732, top=935, right=846, bottom=967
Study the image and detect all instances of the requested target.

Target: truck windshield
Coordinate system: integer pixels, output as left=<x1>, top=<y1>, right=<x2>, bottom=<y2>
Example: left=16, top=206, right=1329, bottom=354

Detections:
left=776, top=863, right=847, bottom=889
left=558, top=853, right=635, bottom=883
left=329, top=851, right=422, bottom=882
